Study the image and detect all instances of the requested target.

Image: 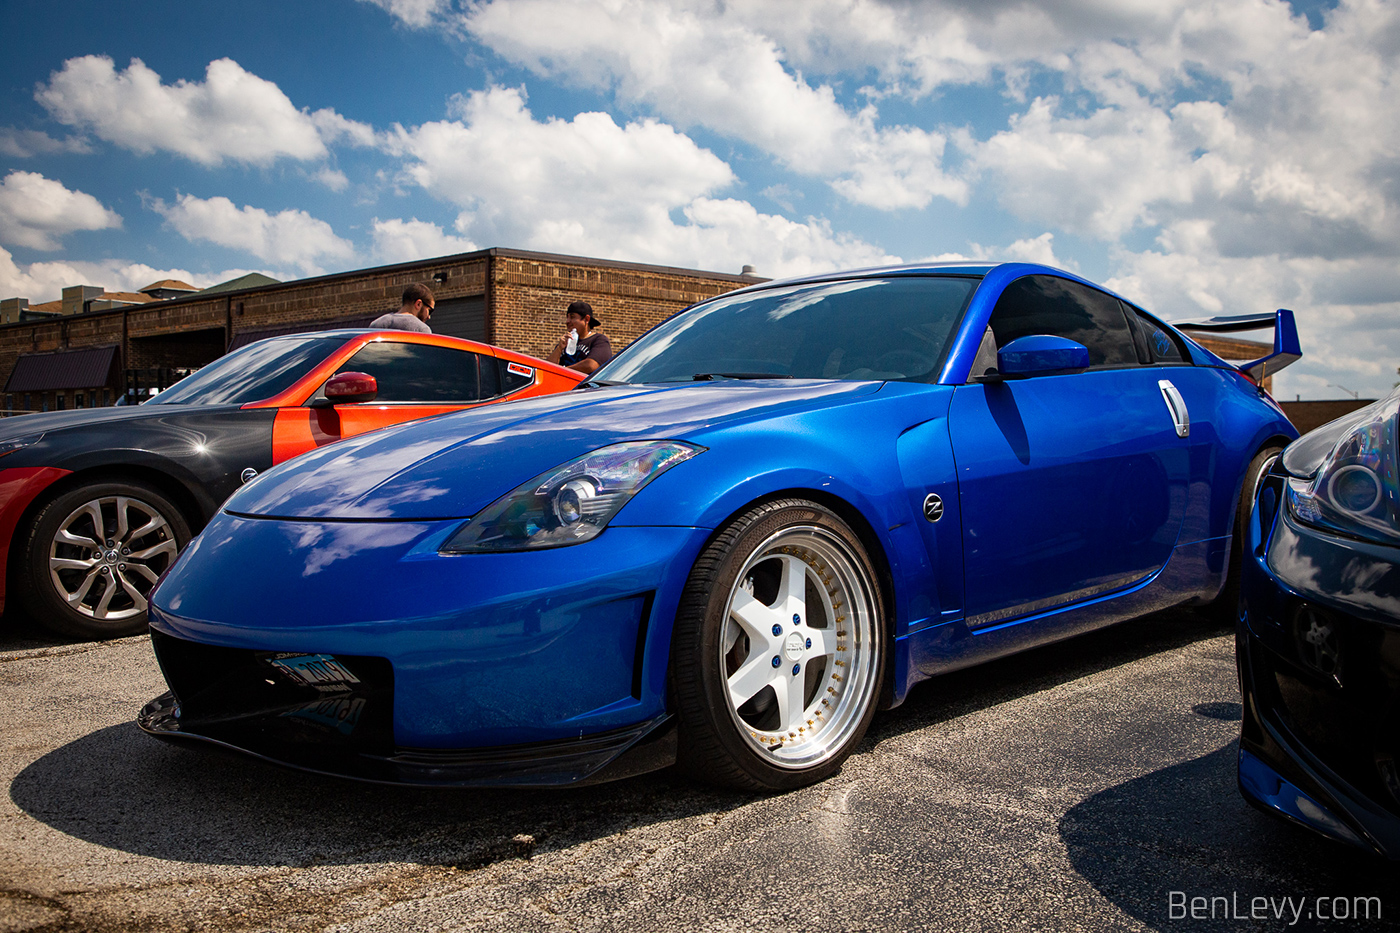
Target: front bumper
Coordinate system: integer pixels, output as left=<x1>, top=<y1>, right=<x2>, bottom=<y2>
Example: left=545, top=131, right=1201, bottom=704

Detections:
left=137, top=632, right=676, bottom=788
left=1236, top=470, right=1400, bottom=857
left=143, top=512, right=711, bottom=783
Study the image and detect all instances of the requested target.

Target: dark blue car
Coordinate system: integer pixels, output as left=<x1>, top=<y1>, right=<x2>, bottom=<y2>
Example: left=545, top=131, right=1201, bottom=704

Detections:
left=139, top=262, right=1299, bottom=790
left=1238, top=388, right=1400, bottom=857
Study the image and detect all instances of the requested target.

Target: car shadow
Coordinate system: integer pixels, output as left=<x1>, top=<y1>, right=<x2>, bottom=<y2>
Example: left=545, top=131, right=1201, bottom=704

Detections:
left=1059, top=740, right=1400, bottom=930
left=0, top=606, right=84, bottom=652
left=11, top=606, right=1233, bottom=873
left=9, top=718, right=759, bottom=869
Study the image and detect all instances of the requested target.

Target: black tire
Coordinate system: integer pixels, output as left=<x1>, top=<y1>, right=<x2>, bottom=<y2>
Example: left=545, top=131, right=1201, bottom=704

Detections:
left=19, top=480, right=191, bottom=640
left=1206, top=445, right=1283, bottom=623
left=670, top=499, right=886, bottom=791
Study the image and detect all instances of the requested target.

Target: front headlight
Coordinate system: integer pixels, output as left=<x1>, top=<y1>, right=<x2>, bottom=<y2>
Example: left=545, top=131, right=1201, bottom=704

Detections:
left=1286, top=395, right=1400, bottom=545
left=440, top=440, right=703, bottom=552
left=0, top=434, right=42, bottom=459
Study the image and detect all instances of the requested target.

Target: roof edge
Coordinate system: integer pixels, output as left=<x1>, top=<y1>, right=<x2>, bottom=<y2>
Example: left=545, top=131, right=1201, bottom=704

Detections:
left=1, top=248, right=771, bottom=326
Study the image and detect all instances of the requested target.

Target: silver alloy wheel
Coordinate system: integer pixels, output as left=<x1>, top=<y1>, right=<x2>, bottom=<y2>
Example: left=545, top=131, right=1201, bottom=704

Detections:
left=47, top=495, right=178, bottom=621
left=719, top=524, right=880, bottom=768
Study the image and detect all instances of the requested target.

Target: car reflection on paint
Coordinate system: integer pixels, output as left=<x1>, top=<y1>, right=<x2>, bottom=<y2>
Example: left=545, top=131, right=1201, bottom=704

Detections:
left=1237, top=386, right=1400, bottom=858
left=140, top=262, right=1298, bottom=791
left=0, top=330, right=582, bottom=639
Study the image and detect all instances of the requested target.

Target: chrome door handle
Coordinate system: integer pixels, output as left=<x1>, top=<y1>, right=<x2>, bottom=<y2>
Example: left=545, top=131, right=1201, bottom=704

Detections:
left=1158, top=379, right=1190, bottom=438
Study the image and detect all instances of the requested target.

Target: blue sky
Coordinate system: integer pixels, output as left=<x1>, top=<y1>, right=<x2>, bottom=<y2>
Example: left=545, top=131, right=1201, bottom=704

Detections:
left=1, top=0, right=1394, bottom=400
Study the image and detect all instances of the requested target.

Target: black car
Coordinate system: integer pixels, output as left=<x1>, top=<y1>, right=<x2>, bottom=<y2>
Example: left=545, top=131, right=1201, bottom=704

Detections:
left=0, top=330, right=582, bottom=639
left=1238, top=386, right=1400, bottom=857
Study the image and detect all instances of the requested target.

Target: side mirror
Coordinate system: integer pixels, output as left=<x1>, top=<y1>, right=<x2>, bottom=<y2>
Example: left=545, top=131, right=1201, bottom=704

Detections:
left=997, top=335, right=1091, bottom=378
left=318, top=371, right=378, bottom=405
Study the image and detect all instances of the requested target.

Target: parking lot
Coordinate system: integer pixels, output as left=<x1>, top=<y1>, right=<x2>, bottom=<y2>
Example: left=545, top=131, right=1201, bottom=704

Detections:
left=2, top=608, right=1395, bottom=933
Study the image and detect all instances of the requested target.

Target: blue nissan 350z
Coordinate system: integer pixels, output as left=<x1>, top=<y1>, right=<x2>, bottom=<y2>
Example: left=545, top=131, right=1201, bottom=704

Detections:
left=139, top=262, right=1300, bottom=791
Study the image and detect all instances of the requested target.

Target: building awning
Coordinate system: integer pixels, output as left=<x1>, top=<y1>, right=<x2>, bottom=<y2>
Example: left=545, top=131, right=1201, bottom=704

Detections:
left=5, top=345, right=119, bottom=393
left=227, top=314, right=377, bottom=352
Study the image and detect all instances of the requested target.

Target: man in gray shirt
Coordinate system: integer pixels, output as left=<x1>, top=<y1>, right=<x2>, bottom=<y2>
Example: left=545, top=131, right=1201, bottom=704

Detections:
left=371, top=283, right=435, bottom=332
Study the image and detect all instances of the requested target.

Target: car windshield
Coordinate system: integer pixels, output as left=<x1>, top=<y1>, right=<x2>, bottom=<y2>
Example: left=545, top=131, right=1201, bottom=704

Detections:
left=147, top=335, right=348, bottom=406
left=594, top=276, right=979, bottom=385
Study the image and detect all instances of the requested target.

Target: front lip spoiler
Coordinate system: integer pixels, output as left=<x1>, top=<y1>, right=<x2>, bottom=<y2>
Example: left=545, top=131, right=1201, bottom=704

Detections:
left=138, top=691, right=677, bottom=788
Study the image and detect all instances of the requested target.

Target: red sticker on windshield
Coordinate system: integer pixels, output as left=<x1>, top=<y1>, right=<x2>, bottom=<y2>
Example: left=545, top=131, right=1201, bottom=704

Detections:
left=507, top=362, right=534, bottom=378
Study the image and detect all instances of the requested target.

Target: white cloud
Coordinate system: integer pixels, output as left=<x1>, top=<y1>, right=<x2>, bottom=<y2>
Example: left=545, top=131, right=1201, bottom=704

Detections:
left=0, top=171, right=121, bottom=251
left=311, top=167, right=351, bottom=192
left=462, top=0, right=967, bottom=209
left=914, top=232, right=1072, bottom=269
left=386, top=86, right=895, bottom=277
left=154, top=194, right=354, bottom=275
left=961, top=0, right=1399, bottom=260
left=310, top=109, right=379, bottom=148
left=34, top=56, right=359, bottom=167
left=356, top=0, right=453, bottom=28
left=0, top=244, right=264, bottom=304
left=371, top=218, right=478, bottom=263
left=0, top=127, right=92, bottom=158
left=969, top=97, right=1197, bottom=239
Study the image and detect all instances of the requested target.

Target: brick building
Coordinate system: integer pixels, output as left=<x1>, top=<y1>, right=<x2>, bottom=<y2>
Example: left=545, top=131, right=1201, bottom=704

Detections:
left=1, top=249, right=761, bottom=413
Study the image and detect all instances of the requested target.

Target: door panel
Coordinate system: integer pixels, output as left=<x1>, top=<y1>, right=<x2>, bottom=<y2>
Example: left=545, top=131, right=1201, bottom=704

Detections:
left=949, top=368, right=1190, bottom=627
left=271, top=403, right=480, bottom=464
left=271, top=341, right=492, bottom=464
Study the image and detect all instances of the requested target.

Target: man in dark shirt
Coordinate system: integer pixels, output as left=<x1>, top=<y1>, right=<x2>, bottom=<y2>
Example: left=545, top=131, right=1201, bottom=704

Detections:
left=548, top=300, right=613, bottom=374
left=370, top=283, right=435, bottom=333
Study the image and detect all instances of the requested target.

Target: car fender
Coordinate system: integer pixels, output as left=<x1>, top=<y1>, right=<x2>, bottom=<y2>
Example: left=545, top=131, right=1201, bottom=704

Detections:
left=1199, top=374, right=1297, bottom=546
left=613, top=384, right=954, bottom=634
left=0, top=466, right=73, bottom=612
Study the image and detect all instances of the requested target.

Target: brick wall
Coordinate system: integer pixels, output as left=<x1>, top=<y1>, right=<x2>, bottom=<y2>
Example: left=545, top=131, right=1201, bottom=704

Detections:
left=227, top=257, right=489, bottom=342
left=1279, top=398, right=1376, bottom=436
left=490, top=253, right=753, bottom=360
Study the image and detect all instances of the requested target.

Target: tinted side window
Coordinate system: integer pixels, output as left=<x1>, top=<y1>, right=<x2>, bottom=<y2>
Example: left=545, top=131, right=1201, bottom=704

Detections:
left=335, top=342, right=480, bottom=402
left=1130, top=307, right=1188, bottom=364
left=479, top=354, right=501, bottom=398
left=988, top=276, right=1138, bottom=367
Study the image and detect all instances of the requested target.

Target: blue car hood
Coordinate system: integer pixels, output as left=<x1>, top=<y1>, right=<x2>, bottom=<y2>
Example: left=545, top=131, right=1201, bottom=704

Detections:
left=224, top=380, right=881, bottom=520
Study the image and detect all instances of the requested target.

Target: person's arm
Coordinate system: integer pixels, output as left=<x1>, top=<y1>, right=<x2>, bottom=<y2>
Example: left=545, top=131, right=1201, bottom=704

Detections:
left=547, top=333, right=568, bottom=365
left=569, top=358, right=601, bottom=374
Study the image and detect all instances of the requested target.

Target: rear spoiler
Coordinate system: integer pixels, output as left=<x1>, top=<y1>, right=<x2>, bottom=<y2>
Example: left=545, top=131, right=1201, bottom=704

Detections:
left=1172, top=309, right=1301, bottom=382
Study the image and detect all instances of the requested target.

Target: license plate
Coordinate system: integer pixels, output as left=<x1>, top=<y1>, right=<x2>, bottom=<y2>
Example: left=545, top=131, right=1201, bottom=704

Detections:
left=267, top=653, right=361, bottom=689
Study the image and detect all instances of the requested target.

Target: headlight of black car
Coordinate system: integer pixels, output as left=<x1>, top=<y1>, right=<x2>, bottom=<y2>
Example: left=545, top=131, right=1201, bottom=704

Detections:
left=0, top=434, right=42, bottom=459
left=441, top=440, right=704, bottom=552
left=1286, top=396, right=1400, bottom=546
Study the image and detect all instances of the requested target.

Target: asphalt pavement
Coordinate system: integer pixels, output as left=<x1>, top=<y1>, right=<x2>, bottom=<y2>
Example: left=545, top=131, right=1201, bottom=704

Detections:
left=2, top=607, right=1396, bottom=933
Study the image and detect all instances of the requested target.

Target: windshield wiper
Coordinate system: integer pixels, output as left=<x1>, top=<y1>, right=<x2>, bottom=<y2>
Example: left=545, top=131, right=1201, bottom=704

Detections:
left=692, top=372, right=793, bottom=381
left=574, top=378, right=630, bottom=389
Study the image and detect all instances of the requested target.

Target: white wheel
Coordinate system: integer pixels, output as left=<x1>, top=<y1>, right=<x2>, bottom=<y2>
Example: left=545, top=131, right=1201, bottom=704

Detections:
left=672, top=499, right=885, bottom=790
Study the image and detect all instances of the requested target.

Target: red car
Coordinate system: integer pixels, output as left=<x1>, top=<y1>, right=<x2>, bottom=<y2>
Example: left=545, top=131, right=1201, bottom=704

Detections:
left=0, top=329, right=584, bottom=639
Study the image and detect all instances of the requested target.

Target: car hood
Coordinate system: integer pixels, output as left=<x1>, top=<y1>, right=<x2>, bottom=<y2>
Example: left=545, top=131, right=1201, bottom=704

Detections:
left=225, top=380, right=881, bottom=520
left=0, top=404, right=240, bottom=441
left=0, top=400, right=250, bottom=445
